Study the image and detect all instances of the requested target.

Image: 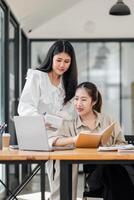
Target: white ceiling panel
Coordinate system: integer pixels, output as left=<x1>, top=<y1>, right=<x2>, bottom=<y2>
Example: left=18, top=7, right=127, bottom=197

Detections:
left=4, top=0, right=134, bottom=38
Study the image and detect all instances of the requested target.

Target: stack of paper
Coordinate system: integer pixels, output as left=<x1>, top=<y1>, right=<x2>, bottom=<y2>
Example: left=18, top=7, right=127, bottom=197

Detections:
left=97, top=144, right=134, bottom=152
left=117, top=144, right=134, bottom=153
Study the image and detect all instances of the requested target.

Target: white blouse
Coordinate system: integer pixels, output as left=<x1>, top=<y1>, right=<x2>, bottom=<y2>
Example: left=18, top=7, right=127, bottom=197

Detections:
left=18, top=69, right=75, bottom=120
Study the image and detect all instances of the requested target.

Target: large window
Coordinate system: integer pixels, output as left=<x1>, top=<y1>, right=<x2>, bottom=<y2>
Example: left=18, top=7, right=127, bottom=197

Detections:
left=8, top=20, right=16, bottom=143
left=8, top=17, right=19, bottom=144
left=0, top=5, right=5, bottom=192
left=73, top=42, right=120, bottom=121
left=0, top=6, right=5, bottom=124
left=121, top=43, right=134, bottom=135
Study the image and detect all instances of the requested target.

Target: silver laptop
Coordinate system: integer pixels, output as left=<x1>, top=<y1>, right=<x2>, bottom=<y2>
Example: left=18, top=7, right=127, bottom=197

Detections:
left=14, top=115, right=74, bottom=151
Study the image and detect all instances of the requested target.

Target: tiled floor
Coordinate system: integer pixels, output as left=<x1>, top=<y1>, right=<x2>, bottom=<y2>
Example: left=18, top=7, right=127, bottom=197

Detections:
left=18, top=192, right=82, bottom=200
left=17, top=173, right=102, bottom=200
left=0, top=172, right=103, bottom=200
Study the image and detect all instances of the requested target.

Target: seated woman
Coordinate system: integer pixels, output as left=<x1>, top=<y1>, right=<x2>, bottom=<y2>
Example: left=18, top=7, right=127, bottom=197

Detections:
left=49, top=81, right=134, bottom=200
left=49, top=81, right=126, bottom=147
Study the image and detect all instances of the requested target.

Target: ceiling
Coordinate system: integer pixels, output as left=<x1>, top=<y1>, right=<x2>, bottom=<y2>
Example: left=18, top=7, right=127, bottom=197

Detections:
left=4, top=0, right=134, bottom=39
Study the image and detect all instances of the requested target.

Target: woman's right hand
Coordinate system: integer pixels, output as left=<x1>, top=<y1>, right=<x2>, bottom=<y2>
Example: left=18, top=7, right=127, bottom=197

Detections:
left=45, top=122, right=52, bottom=128
left=72, top=135, right=79, bottom=145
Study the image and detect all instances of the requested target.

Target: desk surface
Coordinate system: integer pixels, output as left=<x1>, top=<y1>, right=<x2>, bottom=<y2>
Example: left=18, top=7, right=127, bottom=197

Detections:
left=49, top=148, right=134, bottom=160
left=0, top=149, right=49, bottom=161
left=1, top=148, right=134, bottom=161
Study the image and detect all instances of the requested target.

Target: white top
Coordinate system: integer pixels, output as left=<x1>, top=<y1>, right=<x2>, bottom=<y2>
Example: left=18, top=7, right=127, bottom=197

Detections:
left=18, top=69, right=75, bottom=120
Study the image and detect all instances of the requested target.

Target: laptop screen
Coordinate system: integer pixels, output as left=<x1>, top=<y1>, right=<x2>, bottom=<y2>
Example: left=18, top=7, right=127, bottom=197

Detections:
left=14, top=115, right=50, bottom=151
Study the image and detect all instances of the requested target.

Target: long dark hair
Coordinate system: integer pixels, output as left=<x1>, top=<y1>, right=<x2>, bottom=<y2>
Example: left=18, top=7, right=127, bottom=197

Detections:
left=36, top=40, right=78, bottom=104
left=76, top=82, right=102, bottom=113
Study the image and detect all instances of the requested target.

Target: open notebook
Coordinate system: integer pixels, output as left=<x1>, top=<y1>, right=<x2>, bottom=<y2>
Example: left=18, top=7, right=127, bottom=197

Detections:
left=75, top=122, right=116, bottom=148
left=14, top=115, right=74, bottom=151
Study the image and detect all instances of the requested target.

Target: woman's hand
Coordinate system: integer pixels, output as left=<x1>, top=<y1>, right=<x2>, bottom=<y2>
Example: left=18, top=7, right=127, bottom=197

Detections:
left=72, top=135, right=79, bottom=145
left=43, top=115, right=52, bottom=128
left=45, top=122, right=52, bottom=128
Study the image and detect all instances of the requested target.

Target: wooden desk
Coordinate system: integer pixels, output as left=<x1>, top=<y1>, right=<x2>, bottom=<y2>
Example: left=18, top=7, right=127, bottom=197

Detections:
left=0, top=149, right=49, bottom=200
left=50, top=148, right=134, bottom=200
left=0, top=149, right=49, bottom=161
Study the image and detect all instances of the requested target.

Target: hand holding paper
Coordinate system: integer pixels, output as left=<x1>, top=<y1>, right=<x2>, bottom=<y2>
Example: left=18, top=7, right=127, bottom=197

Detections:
left=44, top=114, right=63, bottom=129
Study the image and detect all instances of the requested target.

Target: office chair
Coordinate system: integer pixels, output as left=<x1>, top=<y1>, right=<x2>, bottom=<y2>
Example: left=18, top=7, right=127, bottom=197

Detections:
left=83, top=135, right=134, bottom=200
left=124, top=135, right=134, bottom=145
left=83, top=164, right=103, bottom=200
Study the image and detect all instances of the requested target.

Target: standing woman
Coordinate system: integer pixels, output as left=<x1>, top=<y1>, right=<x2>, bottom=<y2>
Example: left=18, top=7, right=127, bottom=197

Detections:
left=18, top=40, right=78, bottom=200
left=18, top=40, right=77, bottom=117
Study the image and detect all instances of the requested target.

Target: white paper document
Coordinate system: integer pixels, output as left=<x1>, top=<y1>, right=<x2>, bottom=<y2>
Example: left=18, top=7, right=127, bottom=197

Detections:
left=45, top=114, right=63, bottom=129
left=97, top=144, right=134, bottom=152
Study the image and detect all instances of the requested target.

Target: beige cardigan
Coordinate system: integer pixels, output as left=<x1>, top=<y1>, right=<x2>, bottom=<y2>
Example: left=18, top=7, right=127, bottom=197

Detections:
left=48, top=111, right=126, bottom=147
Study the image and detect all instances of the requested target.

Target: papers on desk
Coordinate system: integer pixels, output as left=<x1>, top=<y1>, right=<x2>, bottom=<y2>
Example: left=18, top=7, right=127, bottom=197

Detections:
left=118, top=145, right=134, bottom=153
left=97, top=144, right=134, bottom=152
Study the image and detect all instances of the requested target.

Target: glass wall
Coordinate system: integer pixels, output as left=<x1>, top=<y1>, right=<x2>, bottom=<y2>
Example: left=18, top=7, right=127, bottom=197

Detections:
left=121, top=43, right=134, bottom=135
left=0, top=5, right=5, bottom=192
left=8, top=18, right=19, bottom=144
left=0, top=1, right=28, bottom=197
left=31, top=41, right=53, bottom=68
left=73, top=42, right=120, bottom=121
left=8, top=20, right=16, bottom=144
left=0, top=5, right=5, bottom=124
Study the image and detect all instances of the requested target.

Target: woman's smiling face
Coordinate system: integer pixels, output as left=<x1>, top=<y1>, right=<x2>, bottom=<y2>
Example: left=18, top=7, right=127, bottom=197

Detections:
left=74, top=87, right=95, bottom=117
